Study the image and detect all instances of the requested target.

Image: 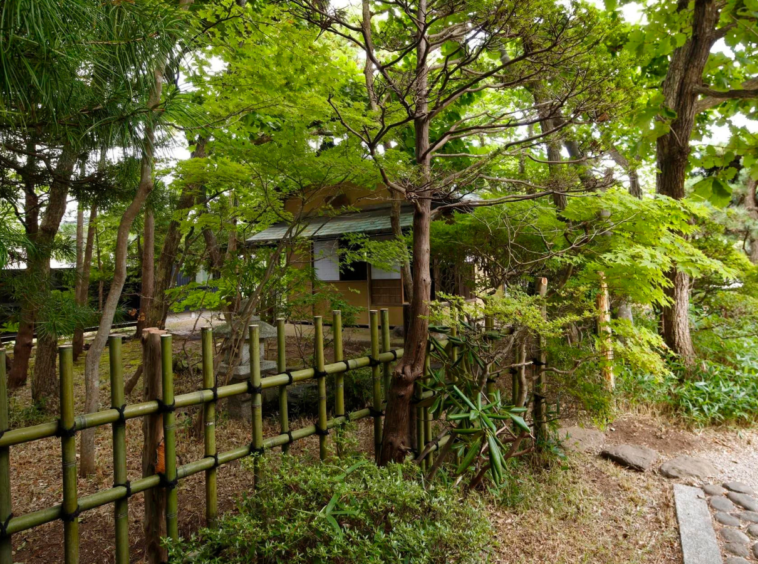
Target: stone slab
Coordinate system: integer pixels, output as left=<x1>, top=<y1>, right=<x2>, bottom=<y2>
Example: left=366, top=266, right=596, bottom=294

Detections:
left=601, top=444, right=659, bottom=472
left=673, top=484, right=722, bottom=564
left=660, top=456, right=718, bottom=480
left=560, top=426, right=605, bottom=453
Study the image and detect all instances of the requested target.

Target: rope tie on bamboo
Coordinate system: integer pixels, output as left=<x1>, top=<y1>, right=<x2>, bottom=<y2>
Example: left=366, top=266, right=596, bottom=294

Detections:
left=56, top=420, right=77, bottom=438
left=368, top=358, right=381, bottom=368
left=486, top=377, right=497, bottom=384
left=0, top=513, right=13, bottom=538
left=285, top=430, right=294, bottom=444
left=205, top=386, right=219, bottom=402
left=113, top=480, right=132, bottom=498
left=315, top=426, right=329, bottom=436
left=248, top=443, right=264, bottom=456
left=113, top=404, right=127, bottom=424
left=339, top=360, right=351, bottom=372
left=157, top=398, right=176, bottom=414
left=283, top=370, right=294, bottom=385
left=206, top=453, right=220, bottom=469
left=246, top=382, right=262, bottom=395
left=369, top=407, right=384, bottom=417
left=508, top=367, right=519, bottom=375
left=313, top=368, right=327, bottom=379
left=532, top=358, right=546, bottom=367
left=61, top=505, right=81, bottom=522
left=159, top=474, right=178, bottom=491
left=533, top=392, right=547, bottom=401
left=388, top=350, right=398, bottom=361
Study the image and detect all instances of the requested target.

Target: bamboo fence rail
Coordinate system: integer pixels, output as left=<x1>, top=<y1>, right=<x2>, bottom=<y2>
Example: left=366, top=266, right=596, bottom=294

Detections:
left=0, top=309, right=429, bottom=564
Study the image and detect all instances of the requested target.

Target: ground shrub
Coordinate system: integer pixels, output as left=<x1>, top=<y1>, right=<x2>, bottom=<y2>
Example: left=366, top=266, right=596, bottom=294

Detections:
left=168, top=455, right=494, bottom=564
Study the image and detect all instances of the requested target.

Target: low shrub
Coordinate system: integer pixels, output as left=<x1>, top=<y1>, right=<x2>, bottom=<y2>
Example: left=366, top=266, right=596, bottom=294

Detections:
left=168, top=455, right=494, bottom=564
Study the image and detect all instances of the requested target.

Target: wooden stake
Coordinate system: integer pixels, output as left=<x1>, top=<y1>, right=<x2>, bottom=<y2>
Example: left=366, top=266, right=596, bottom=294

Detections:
left=381, top=309, right=391, bottom=399
left=250, top=325, right=263, bottom=485
left=0, top=349, right=11, bottom=564
left=534, top=278, right=549, bottom=443
left=369, top=311, right=382, bottom=462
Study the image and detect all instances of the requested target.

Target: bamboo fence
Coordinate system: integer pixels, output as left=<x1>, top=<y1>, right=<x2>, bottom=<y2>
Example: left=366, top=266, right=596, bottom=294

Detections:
left=0, top=309, right=412, bottom=564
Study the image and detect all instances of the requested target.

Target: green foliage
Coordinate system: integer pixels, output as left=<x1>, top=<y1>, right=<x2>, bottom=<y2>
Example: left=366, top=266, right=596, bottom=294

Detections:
left=168, top=455, right=494, bottom=564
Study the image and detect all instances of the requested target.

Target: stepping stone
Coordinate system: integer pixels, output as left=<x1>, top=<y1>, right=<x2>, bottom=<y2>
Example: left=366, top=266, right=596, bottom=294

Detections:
left=725, top=542, right=750, bottom=557
left=715, top=512, right=742, bottom=526
left=560, top=426, right=605, bottom=453
left=725, top=558, right=751, bottom=564
left=711, top=496, right=737, bottom=512
left=748, top=524, right=758, bottom=538
left=703, top=484, right=726, bottom=496
left=727, top=493, right=758, bottom=512
left=660, top=456, right=717, bottom=480
left=739, top=511, right=758, bottom=523
left=754, top=543, right=758, bottom=558
left=725, top=482, right=756, bottom=495
left=601, top=444, right=659, bottom=472
left=721, top=528, right=750, bottom=544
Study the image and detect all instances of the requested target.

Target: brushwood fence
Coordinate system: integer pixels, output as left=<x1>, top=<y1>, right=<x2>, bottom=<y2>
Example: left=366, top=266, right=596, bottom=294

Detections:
left=0, top=309, right=444, bottom=564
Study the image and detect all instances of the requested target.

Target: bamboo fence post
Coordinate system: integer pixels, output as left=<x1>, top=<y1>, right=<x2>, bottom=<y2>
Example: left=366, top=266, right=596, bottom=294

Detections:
left=276, top=318, right=290, bottom=453
left=485, top=314, right=494, bottom=332
left=142, top=328, right=166, bottom=564
left=332, top=311, right=344, bottom=455
left=381, top=309, right=391, bottom=399
left=597, top=272, right=614, bottom=390
left=59, top=345, right=79, bottom=564
left=201, top=328, right=217, bottom=528
left=250, top=325, right=263, bottom=485
left=161, top=334, right=179, bottom=542
left=109, top=336, right=129, bottom=564
left=314, top=316, right=328, bottom=460
left=534, top=278, right=548, bottom=443
left=369, top=311, right=382, bottom=462
left=0, top=349, right=11, bottom=564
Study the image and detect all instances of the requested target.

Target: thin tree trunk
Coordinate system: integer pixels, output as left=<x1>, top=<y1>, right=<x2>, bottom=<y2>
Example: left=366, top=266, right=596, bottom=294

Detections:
left=73, top=203, right=97, bottom=358
left=146, top=138, right=206, bottom=328
left=136, top=209, right=155, bottom=336
left=30, top=146, right=78, bottom=407
left=380, top=0, right=432, bottom=464
left=8, top=138, right=40, bottom=389
left=744, top=178, right=758, bottom=264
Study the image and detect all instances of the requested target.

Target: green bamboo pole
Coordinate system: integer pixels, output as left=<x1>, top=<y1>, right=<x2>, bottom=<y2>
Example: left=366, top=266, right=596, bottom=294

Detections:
left=109, top=337, right=129, bottom=564
left=369, top=311, right=382, bottom=462
left=59, top=345, right=79, bottom=564
left=249, top=325, right=263, bottom=486
left=201, top=328, right=217, bottom=528
left=333, top=311, right=344, bottom=418
left=0, top=348, right=11, bottom=564
left=314, top=316, right=328, bottom=460
left=161, top=335, right=179, bottom=541
left=332, top=311, right=344, bottom=456
left=380, top=309, right=391, bottom=399
left=276, top=318, right=290, bottom=453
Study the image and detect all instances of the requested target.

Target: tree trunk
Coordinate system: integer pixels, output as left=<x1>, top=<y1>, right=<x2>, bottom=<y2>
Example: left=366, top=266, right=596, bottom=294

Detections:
left=81, top=64, right=167, bottom=473
left=30, top=147, right=78, bottom=407
left=142, top=329, right=167, bottom=564
left=73, top=203, right=97, bottom=358
left=655, top=0, right=720, bottom=365
left=73, top=203, right=85, bottom=361
left=744, top=178, right=758, bottom=264
left=391, top=195, right=414, bottom=303
left=380, top=0, right=432, bottom=463
left=136, top=209, right=155, bottom=337
left=8, top=139, right=40, bottom=389
left=146, top=138, right=206, bottom=328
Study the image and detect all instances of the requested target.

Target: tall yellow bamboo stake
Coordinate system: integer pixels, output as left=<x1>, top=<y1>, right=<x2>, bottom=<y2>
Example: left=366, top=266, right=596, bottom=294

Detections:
left=276, top=318, right=290, bottom=453
left=370, top=311, right=382, bottom=462
left=314, top=316, right=328, bottom=460
left=201, top=328, right=217, bottom=528
left=381, top=309, right=391, bottom=399
left=597, top=272, right=614, bottom=390
left=333, top=311, right=345, bottom=456
left=534, top=278, right=548, bottom=442
left=250, top=325, right=263, bottom=485
left=109, top=336, right=129, bottom=564
left=161, top=335, right=178, bottom=542
left=0, top=349, right=11, bottom=564
left=59, top=346, right=79, bottom=564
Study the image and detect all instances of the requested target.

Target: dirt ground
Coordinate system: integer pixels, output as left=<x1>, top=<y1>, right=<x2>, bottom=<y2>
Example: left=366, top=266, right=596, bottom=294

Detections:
left=4, top=330, right=758, bottom=563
